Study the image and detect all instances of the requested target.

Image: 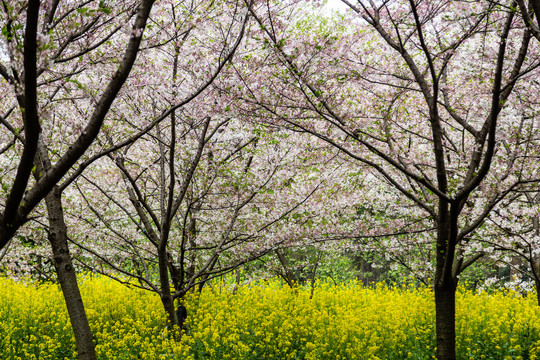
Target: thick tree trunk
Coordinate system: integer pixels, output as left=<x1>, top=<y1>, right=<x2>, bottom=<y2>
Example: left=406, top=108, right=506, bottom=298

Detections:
left=434, top=281, right=457, bottom=360
left=158, top=248, right=179, bottom=336
left=535, top=277, right=540, bottom=307
left=532, top=258, right=540, bottom=306
left=433, top=203, right=458, bottom=360
left=160, top=291, right=177, bottom=328
left=45, top=187, right=97, bottom=360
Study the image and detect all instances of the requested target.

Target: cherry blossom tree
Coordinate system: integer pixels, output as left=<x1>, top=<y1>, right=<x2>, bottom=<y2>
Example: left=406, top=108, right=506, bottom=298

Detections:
left=230, top=1, right=540, bottom=358
left=35, top=0, right=341, bottom=336
left=0, top=0, right=155, bottom=249
left=0, top=1, right=156, bottom=358
left=68, top=114, right=345, bottom=326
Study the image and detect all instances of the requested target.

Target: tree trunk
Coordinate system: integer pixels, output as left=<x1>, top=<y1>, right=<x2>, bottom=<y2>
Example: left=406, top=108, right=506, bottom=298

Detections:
left=275, top=249, right=296, bottom=287
left=434, top=203, right=458, bottom=360
left=309, top=251, right=322, bottom=300
left=232, top=268, right=241, bottom=295
left=434, top=281, right=456, bottom=360
left=532, top=258, right=540, bottom=307
left=160, top=291, right=177, bottom=328
left=45, top=187, right=97, bottom=360
left=158, top=247, right=180, bottom=339
left=535, top=277, right=540, bottom=307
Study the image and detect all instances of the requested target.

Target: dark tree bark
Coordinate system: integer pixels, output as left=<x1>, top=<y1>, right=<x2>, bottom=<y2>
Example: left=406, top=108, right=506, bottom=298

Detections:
left=517, top=0, right=540, bottom=41
left=34, top=138, right=97, bottom=360
left=309, top=251, right=322, bottom=300
left=533, top=260, right=540, bottom=306
left=275, top=249, right=297, bottom=287
left=45, top=186, right=97, bottom=360
left=535, top=275, right=540, bottom=306
left=434, top=281, right=457, bottom=360
left=0, top=0, right=41, bottom=244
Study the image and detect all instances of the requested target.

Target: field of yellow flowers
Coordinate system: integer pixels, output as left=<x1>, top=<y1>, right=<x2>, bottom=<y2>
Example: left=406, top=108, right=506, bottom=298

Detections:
left=1, top=275, right=539, bottom=359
